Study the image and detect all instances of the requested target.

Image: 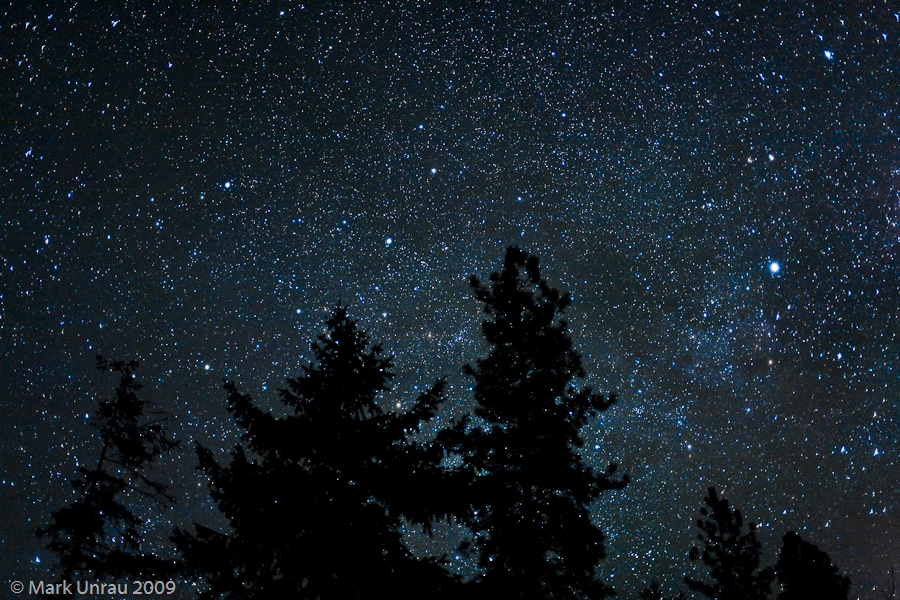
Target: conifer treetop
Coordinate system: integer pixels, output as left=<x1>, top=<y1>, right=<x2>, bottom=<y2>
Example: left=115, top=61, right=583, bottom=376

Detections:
left=174, top=306, right=457, bottom=599
left=38, top=356, right=178, bottom=581
left=466, top=246, right=618, bottom=443
left=443, top=246, right=627, bottom=600
left=686, top=487, right=772, bottom=600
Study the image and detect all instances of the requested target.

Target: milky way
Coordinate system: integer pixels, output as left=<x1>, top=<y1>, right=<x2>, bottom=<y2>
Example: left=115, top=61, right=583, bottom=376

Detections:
left=2, top=2, right=898, bottom=597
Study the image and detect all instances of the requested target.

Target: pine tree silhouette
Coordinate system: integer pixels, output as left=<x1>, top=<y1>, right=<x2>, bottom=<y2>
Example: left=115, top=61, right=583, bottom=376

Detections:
left=770, top=532, right=850, bottom=600
left=37, top=356, right=179, bottom=581
left=685, top=487, right=772, bottom=600
left=440, top=246, right=628, bottom=600
left=173, top=306, right=457, bottom=599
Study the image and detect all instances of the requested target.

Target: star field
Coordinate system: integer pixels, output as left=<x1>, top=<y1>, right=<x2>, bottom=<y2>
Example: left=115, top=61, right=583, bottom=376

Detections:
left=2, top=2, right=898, bottom=597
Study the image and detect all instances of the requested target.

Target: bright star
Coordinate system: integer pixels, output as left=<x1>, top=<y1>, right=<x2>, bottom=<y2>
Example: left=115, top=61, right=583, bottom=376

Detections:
left=769, top=261, right=780, bottom=273
left=385, top=238, right=392, bottom=246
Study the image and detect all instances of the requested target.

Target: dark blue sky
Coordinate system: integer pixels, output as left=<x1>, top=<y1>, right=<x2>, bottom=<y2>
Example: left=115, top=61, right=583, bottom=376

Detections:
left=2, top=2, right=898, bottom=597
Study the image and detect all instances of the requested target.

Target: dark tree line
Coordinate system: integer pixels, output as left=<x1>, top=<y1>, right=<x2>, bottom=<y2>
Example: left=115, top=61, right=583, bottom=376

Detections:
left=39, top=247, right=855, bottom=600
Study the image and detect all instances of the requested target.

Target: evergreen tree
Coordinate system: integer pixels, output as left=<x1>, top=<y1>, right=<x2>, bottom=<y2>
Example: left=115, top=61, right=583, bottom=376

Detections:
left=770, top=532, right=850, bottom=600
left=37, top=356, right=179, bottom=581
left=441, top=246, right=628, bottom=599
left=173, top=306, right=457, bottom=599
left=685, top=487, right=772, bottom=600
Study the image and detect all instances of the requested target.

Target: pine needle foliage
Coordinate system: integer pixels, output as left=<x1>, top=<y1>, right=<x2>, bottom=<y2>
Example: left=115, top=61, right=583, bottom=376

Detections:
left=441, top=247, right=628, bottom=600
left=685, top=487, right=772, bottom=600
left=37, top=356, right=179, bottom=581
left=771, top=532, right=850, bottom=600
left=173, top=306, right=457, bottom=599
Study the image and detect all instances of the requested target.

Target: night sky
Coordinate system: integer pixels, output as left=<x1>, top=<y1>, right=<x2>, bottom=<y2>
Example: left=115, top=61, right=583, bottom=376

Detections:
left=2, top=1, right=898, bottom=597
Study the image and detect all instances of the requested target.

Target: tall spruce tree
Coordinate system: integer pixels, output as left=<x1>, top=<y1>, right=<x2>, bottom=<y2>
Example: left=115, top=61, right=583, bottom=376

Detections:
left=685, top=487, right=772, bottom=600
left=37, top=356, right=179, bottom=581
left=770, top=532, right=850, bottom=600
left=441, top=246, right=628, bottom=600
left=173, top=306, right=457, bottom=599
